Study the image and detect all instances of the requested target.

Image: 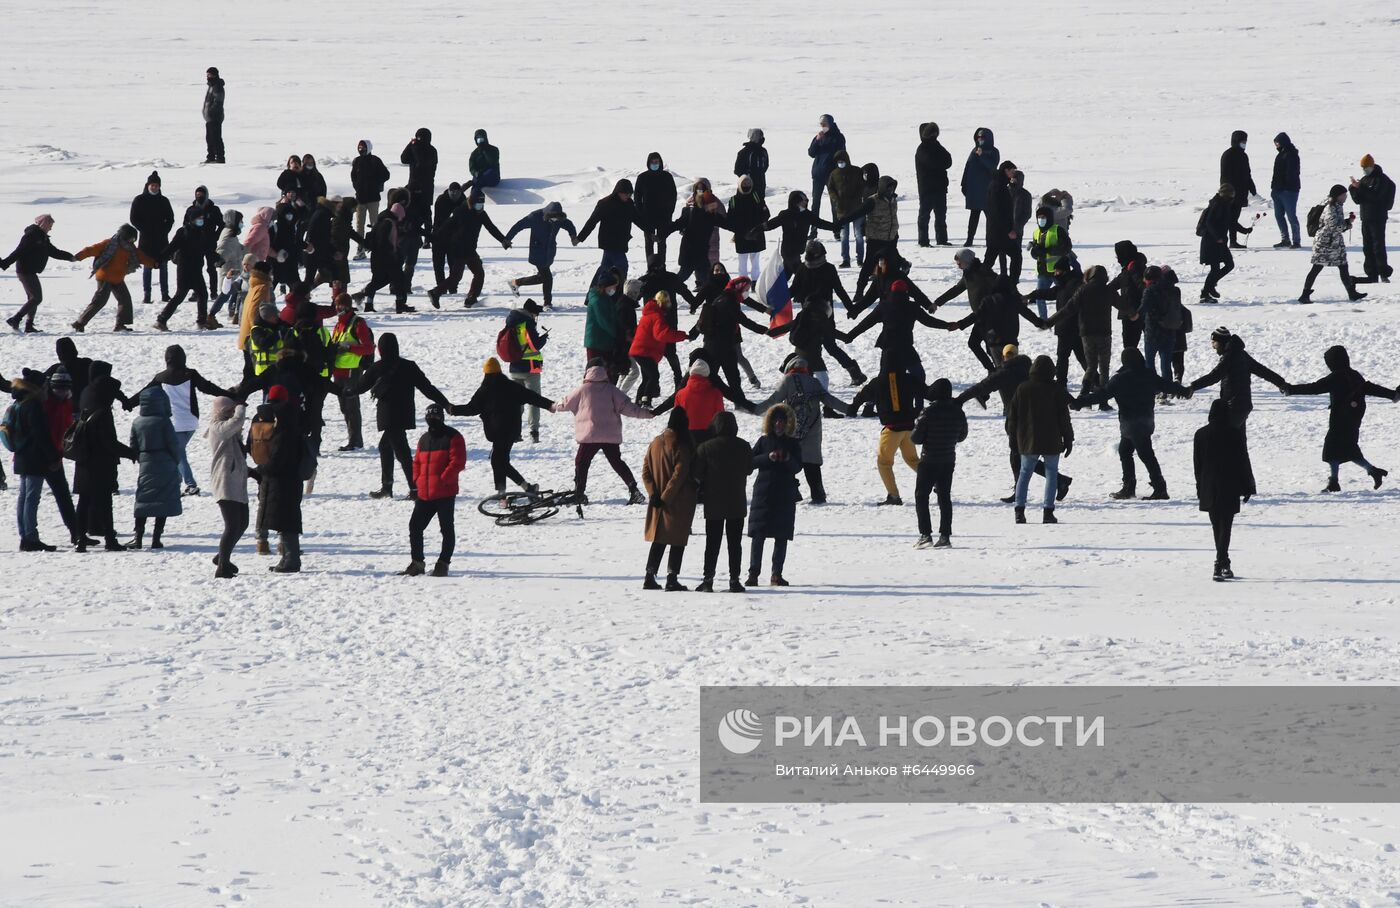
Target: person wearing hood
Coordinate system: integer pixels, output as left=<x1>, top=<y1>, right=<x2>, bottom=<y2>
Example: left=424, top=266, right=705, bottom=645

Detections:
left=838, top=173, right=902, bottom=296
left=958, top=346, right=1065, bottom=503
left=1027, top=257, right=1089, bottom=390
left=1043, top=264, right=1135, bottom=404
left=430, top=182, right=469, bottom=292
left=1138, top=265, right=1188, bottom=382
left=983, top=162, right=1031, bottom=281
left=7, top=370, right=62, bottom=551
left=770, top=284, right=864, bottom=393
left=1349, top=154, right=1395, bottom=284
left=1193, top=398, right=1255, bottom=580
left=915, top=122, right=953, bottom=247
left=1187, top=326, right=1287, bottom=431
left=552, top=362, right=653, bottom=503
left=269, top=188, right=308, bottom=288
left=851, top=360, right=928, bottom=505
left=350, top=139, right=391, bottom=259
left=638, top=255, right=697, bottom=389
left=727, top=175, right=769, bottom=281
left=1076, top=348, right=1188, bottom=500
left=184, top=185, right=224, bottom=297
left=584, top=269, right=624, bottom=371
left=250, top=384, right=305, bottom=572
left=691, top=410, right=753, bottom=592
left=1006, top=354, right=1073, bottom=524
left=750, top=356, right=850, bottom=504
left=1107, top=239, right=1148, bottom=348
left=630, top=291, right=690, bottom=406
left=126, top=386, right=183, bottom=549
left=2, top=214, right=74, bottom=333
left=1270, top=133, right=1302, bottom=248
left=825, top=150, right=866, bottom=269
left=203, top=67, right=225, bottom=164
left=844, top=279, right=951, bottom=390
left=209, top=210, right=246, bottom=325
left=670, top=178, right=730, bottom=287
left=344, top=332, right=451, bottom=499
left=130, top=171, right=174, bottom=304
left=352, top=201, right=412, bottom=313
left=939, top=249, right=1044, bottom=373
left=400, top=127, right=438, bottom=243
left=910, top=377, right=967, bottom=548
left=578, top=179, right=642, bottom=288
left=39, top=370, right=81, bottom=543
left=1219, top=130, right=1257, bottom=247
left=960, top=127, right=1000, bottom=247
left=764, top=190, right=837, bottom=273
left=155, top=209, right=215, bottom=331
left=1198, top=184, right=1252, bottom=302
left=685, top=278, right=768, bottom=391
left=301, top=194, right=342, bottom=289
left=1282, top=345, right=1399, bottom=492
left=451, top=357, right=553, bottom=495
left=468, top=128, right=501, bottom=187
left=634, top=152, right=678, bottom=264
left=132, top=344, right=234, bottom=496
left=688, top=265, right=765, bottom=389
left=1299, top=184, right=1366, bottom=304
left=402, top=404, right=467, bottom=577
left=205, top=396, right=249, bottom=578
left=428, top=186, right=508, bottom=308
left=506, top=201, right=578, bottom=309
left=733, top=129, right=769, bottom=198
left=72, top=224, right=159, bottom=333
left=46, top=337, right=95, bottom=403
left=746, top=403, right=802, bottom=586
left=640, top=407, right=698, bottom=590
left=807, top=114, right=847, bottom=232
left=70, top=361, right=135, bottom=551
left=276, top=155, right=305, bottom=202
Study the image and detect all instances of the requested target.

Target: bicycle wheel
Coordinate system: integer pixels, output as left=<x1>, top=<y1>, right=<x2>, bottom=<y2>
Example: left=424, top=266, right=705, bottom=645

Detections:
left=498, top=506, right=558, bottom=526
left=478, top=491, right=534, bottom=518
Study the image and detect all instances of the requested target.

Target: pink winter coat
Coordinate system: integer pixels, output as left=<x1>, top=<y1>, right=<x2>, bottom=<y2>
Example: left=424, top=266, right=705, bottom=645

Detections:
left=244, top=207, right=274, bottom=262
left=552, top=365, right=652, bottom=444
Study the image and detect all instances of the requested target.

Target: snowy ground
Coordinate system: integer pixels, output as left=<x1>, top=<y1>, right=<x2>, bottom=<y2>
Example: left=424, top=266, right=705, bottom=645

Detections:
left=4, top=2, right=1400, bottom=905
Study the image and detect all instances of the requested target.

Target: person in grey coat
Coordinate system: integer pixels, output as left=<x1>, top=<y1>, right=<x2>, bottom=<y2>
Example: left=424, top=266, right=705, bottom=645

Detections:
left=1299, top=184, right=1367, bottom=304
left=128, top=386, right=183, bottom=548
left=206, top=396, right=250, bottom=578
left=750, top=356, right=851, bottom=504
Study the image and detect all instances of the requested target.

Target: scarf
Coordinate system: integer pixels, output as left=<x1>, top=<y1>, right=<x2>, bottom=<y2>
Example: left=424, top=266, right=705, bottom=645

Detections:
left=91, top=232, right=138, bottom=276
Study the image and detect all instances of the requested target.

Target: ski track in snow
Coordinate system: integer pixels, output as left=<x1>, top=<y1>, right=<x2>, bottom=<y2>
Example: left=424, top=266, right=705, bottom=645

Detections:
left=4, top=1, right=1400, bottom=904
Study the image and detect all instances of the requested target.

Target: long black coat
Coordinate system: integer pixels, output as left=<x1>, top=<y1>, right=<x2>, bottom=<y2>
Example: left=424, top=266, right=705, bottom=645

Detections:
left=346, top=334, right=449, bottom=432
left=1289, top=346, right=1398, bottom=462
left=747, top=432, right=802, bottom=539
left=914, top=125, right=953, bottom=196
left=726, top=191, right=769, bottom=255
left=451, top=372, right=553, bottom=443
left=1219, top=133, right=1256, bottom=197
left=254, top=401, right=304, bottom=533
left=692, top=433, right=753, bottom=520
left=633, top=163, right=677, bottom=230
left=1194, top=402, right=1255, bottom=514
left=130, top=191, right=175, bottom=256
left=73, top=372, right=134, bottom=496
left=1187, top=335, right=1286, bottom=421
left=577, top=188, right=640, bottom=252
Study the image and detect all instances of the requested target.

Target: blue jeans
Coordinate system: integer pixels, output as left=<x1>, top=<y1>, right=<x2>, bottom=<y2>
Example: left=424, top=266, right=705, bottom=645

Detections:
left=16, top=473, right=43, bottom=542
left=1143, top=330, right=1174, bottom=380
left=591, top=249, right=628, bottom=289
left=1272, top=189, right=1300, bottom=245
left=1034, top=274, right=1054, bottom=319
left=839, top=215, right=865, bottom=264
left=142, top=262, right=169, bottom=300
left=175, top=429, right=197, bottom=488
left=1015, top=454, right=1060, bottom=510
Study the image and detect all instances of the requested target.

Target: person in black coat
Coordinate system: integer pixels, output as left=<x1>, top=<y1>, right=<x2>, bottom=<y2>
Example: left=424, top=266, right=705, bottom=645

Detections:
left=2, top=215, right=74, bottom=332
left=429, top=187, right=508, bottom=307
left=1283, top=345, right=1399, bottom=491
left=300, top=155, right=327, bottom=206
left=671, top=180, right=731, bottom=287
left=842, top=280, right=950, bottom=386
left=351, top=139, right=391, bottom=259
left=1193, top=398, right=1255, bottom=581
left=1270, top=132, right=1302, bottom=248
left=1026, top=257, right=1088, bottom=390
left=638, top=256, right=694, bottom=389
left=276, top=154, right=304, bottom=201
left=1197, top=185, right=1252, bottom=302
left=450, top=357, right=555, bottom=494
left=184, top=185, right=223, bottom=297
left=344, top=332, right=451, bottom=498
left=1219, top=130, right=1257, bottom=247
left=253, top=385, right=306, bottom=572
left=763, top=191, right=836, bottom=273
left=958, top=345, right=1073, bottom=502
left=156, top=213, right=214, bottom=329
left=910, top=377, right=967, bottom=548
left=1076, top=348, right=1188, bottom=500
left=1186, top=326, right=1286, bottom=431
left=400, top=127, right=438, bottom=243
left=914, top=122, right=953, bottom=247
left=130, top=171, right=174, bottom=303
left=352, top=201, right=409, bottom=313
left=72, top=361, right=137, bottom=551
left=1108, top=240, right=1148, bottom=349
left=686, top=281, right=767, bottom=390
left=578, top=179, right=642, bottom=288
left=982, top=161, right=1021, bottom=278
left=692, top=410, right=754, bottom=592
left=269, top=193, right=309, bottom=289
left=733, top=129, right=769, bottom=198
left=634, top=152, right=677, bottom=265
left=960, top=127, right=999, bottom=247
left=726, top=176, right=769, bottom=281
left=1350, top=156, right=1396, bottom=283
left=430, top=183, right=468, bottom=292
left=203, top=67, right=225, bottom=164
left=746, top=403, right=802, bottom=587
left=807, top=114, right=846, bottom=232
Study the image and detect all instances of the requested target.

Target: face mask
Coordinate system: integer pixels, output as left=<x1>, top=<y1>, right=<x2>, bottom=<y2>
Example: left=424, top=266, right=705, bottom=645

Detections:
left=837, top=162, right=847, bottom=169
left=649, top=163, right=660, bottom=172
left=473, top=202, right=484, bottom=211
left=819, top=126, right=829, bottom=134
left=1037, top=218, right=1048, bottom=228
left=195, top=218, right=205, bottom=227
left=606, top=288, right=617, bottom=296
left=977, top=138, right=986, bottom=147
left=1364, top=166, right=1375, bottom=176
left=1239, top=142, right=1246, bottom=150
left=476, top=137, right=485, bottom=145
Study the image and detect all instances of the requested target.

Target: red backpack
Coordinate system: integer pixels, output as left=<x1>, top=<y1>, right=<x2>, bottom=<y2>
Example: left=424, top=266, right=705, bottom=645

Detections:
left=496, top=325, right=522, bottom=363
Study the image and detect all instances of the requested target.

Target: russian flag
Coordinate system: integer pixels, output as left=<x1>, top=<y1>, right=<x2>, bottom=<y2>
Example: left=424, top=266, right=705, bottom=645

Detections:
left=756, top=248, right=792, bottom=329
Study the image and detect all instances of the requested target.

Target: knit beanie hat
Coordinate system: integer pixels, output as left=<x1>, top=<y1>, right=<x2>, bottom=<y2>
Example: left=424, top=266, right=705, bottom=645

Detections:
left=1211, top=326, right=1232, bottom=342
left=1329, top=183, right=1347, bottom=198
left=484, top=357, right=502, bottom=374
left=1361, top=154, right=1375, bottom=169
left=34, top=214, right=54, bottom=231
left=1002, top=343, right=1018, bottom=359
left=690, top=360, right=711, bottom=378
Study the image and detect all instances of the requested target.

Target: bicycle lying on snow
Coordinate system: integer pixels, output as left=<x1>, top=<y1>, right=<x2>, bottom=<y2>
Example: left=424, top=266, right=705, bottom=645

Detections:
left=477, top=488, right=587, bottom=525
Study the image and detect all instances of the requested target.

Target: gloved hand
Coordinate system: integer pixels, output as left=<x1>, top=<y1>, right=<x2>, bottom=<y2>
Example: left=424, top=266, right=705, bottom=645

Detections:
left=649, top=493, right=664, bottom=509
left=1064, top=441, right=1073, bottom=457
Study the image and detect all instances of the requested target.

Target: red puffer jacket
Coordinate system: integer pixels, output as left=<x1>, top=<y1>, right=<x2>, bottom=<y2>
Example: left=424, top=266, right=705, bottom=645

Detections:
left=674, top=375, right=725, bottom=431
left=629, top=300, right=689, bottom=361
left=412, top=426, right=467, bottom=500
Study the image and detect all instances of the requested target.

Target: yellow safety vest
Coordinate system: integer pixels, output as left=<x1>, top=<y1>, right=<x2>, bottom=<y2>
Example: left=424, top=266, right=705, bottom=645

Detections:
left=1033, top=225, right=1063, bottom=272
left=517, top=321, right=542, bottom=370
left=331, top=316, right=365, bottom=371
left=249, top=332, right=281, bottom=375
left=315, top=326, right=332, bottom=377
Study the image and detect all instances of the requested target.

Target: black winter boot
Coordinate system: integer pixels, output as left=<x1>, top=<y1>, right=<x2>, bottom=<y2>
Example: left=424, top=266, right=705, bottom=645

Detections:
left=727, top=578, right=747, bottom=593
left=642, top=573, right=662, bottom=590
left=1014, top=507, right=1026, bottom=524
left=1322, top=477, right=1341, bottom=493
left=1042, top=508, right=1058, bottom=524
left=695, top=577, right=714, bottom=593
left=1371, top=467, right=1388, bottom=489
left=664, top=574, right=688, bottom=592
left=1142, top=485, right=1170, bottom=500
left=400, top=560, right=425, bottom=576
left=1110, top=485, right=1136, bottom=500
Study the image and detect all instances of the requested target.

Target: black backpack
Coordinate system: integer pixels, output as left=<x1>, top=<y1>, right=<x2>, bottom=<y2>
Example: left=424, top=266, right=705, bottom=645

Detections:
left=1194, top=207, right=1209, bottom=238
left=1306, top=202, right=1326, bottom=238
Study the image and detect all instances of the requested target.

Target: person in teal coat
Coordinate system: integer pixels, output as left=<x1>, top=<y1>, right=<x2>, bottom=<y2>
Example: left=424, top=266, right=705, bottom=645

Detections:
left=128, top=386, right=182, bottom=548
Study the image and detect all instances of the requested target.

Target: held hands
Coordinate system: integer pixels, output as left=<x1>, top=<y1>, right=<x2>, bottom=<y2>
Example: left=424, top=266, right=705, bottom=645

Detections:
left=769, top=449, right=786, bottom=462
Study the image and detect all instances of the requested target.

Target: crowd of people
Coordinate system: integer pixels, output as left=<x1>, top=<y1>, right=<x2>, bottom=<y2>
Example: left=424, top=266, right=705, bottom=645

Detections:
left=2, top=82, right=1398, bottom=585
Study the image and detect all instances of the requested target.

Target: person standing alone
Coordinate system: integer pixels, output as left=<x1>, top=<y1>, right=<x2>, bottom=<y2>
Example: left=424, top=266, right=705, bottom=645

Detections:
left=203, top=67, right=225, bottom=164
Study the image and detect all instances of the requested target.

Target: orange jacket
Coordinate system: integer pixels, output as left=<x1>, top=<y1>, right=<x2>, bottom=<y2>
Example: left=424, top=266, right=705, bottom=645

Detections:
left=75, top=239, right=158, bottom=284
